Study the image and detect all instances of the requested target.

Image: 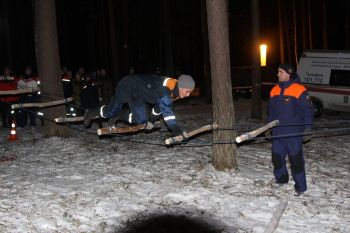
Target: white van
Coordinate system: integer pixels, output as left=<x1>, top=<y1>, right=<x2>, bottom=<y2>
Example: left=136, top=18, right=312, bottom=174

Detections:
left=297, top=50, right=350, bottom=116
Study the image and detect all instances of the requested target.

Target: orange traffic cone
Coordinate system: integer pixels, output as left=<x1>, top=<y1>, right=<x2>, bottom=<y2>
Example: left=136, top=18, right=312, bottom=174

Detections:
left=7, top=120, right=18, bottom=142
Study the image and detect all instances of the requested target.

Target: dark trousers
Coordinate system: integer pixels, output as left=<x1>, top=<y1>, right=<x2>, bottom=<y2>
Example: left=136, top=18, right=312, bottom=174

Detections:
left=0, top=101, right=15, bottom=127
left=17, top=95, right=39, bottom=127
left=271, top=137, right=307, bottom=192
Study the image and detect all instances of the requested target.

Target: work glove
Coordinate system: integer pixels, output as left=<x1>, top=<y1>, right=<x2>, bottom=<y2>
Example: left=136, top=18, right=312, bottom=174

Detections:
left=303, top=128, right=313, bottom=143
left=144, top=121, right=153, bottom=130
left=83, top=107, right=100, bottom=127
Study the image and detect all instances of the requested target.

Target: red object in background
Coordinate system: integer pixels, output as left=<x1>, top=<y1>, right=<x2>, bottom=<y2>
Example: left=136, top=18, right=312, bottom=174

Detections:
left=7, top=120, right=18, bottom=142
left=0, top=76, right=19, bottom=102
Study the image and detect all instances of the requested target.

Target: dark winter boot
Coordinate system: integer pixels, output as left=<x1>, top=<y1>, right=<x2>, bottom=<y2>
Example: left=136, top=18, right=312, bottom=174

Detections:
left=83, top=107, right=101, bottom=127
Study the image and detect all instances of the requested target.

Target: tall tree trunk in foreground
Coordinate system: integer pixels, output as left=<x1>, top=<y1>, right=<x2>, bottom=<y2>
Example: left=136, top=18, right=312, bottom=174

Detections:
left=251, top=0, right=262, bottom=119
left=206, top=0, right=237, bottom=171
left=34, top=0, right=70, bottom=137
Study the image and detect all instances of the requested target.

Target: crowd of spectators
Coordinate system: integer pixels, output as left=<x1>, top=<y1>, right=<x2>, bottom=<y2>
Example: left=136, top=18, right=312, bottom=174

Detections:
left=0, top=66, right=113, bottom=129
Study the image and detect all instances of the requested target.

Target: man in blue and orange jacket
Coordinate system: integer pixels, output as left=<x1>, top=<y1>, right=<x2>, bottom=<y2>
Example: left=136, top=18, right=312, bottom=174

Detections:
left=268, top=63, right=314, bottom=196
left=83, top=74, right=195, bottom=138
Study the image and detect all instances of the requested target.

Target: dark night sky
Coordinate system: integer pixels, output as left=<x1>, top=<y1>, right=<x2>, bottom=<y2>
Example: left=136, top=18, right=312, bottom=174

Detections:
left=0, top=0, right=349, bottom=80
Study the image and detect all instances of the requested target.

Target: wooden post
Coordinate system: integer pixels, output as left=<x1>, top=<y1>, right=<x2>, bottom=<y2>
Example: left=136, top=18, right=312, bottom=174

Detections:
left=11, top=97, right=73, bottom=109
left=236, top=120, right=279, bottom=143
left=165, top=123, right=218, bottom=145
left=263, top=200, right=288, bottom=233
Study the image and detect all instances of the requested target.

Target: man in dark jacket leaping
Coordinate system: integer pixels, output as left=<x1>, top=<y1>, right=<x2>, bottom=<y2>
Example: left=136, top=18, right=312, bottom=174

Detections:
left=268, top=63, right=314, bottom=196
left=83, top=74, right=195, bottom=137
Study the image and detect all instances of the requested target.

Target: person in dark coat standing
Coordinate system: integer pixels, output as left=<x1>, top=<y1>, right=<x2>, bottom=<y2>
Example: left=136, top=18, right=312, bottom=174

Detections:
left=83, top=74, right=195, bottom=137
left=268, top=63, right=314, bottom=196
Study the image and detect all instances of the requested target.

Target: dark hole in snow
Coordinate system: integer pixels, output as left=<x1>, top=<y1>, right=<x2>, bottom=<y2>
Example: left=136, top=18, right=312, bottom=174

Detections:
left=117, top=214, right=224, bottom=233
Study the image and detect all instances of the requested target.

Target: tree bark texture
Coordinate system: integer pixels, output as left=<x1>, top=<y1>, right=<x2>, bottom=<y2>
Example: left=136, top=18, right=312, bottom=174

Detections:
left=278, top=0, right=285, bottom=63
left=201, top=0, right=212, bottom=103
left=307, top=0, right=313, bottom=49
left=292, top=0, right=298, bottom=64
left=347, top=1, right=350, bottom=49
left=160, top=0, right=174, bottom=75
left=251, top=0, right=262, bottom=119
left=206, top=0, right=237, bottom=171
left=321, top=0, right=328, bottom=49
left=282, top=2, right=292, bottom=63
left=107, top=0, right=120, bottom=85
left=301, top=0, right=308, bottom=51
left=34, top=0, right=70, bottom=137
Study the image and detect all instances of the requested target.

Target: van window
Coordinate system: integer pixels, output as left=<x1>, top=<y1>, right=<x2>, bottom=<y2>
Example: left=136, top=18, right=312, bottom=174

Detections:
left=329, top=69, right=350, bottom=87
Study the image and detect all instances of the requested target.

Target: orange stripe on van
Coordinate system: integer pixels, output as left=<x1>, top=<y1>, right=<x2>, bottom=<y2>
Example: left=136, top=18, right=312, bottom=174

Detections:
left=284, top=83, right=306, bottom=98
left=270, top=86, right=281, bottom=97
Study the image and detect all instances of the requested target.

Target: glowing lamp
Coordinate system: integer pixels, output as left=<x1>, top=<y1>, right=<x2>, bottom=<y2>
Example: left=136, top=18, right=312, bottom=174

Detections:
left=260, top=44, right=267, bottom=66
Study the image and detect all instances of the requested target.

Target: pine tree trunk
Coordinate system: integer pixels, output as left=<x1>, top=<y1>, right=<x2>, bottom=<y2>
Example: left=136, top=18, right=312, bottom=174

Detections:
left=347, top=1, right=350, bottom=49
left=2, top=0, right=13, bottom=68
left=283, top=2, right=292, bottom=63
left=307, top=0, right=313, bottom=49
left=96, top=1, right=109, bottom=71
left=107, top=0, right=120, bottom=85
left=206, top=0, right=237, bottom=171
left=34, top=0, right=70, bottom=138
left=292, top=0, right=298, bottom=64
left=251, top=0, right=262, bottom=119
left=121, top=0, right=130, bottom=76
left=161, top=0, right=174, bottom=75
left=278, top=0, right=285, bottom=63
left=321, top=0, right=328, bottom=49
left=301, top=0, right=308, bottom=51
left=201, top=0, right=212, bottom=103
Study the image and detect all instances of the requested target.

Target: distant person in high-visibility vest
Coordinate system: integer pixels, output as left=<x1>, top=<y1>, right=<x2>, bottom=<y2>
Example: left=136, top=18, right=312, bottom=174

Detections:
left=267, top=63, right=314, bottom=196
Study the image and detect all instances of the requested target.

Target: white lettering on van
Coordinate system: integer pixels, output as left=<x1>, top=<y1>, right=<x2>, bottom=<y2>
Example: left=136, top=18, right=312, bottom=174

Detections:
left=305, top=72, right=324, bottom=84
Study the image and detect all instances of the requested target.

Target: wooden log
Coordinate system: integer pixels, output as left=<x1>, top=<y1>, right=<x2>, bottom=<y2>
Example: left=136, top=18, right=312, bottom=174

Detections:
left=11, top=97, right=73, bottom=109
left=55, top=116, right=84, bottom=123
left=235, top=120, right=279, bottom=143
left=263, top=200, right=288, bottom=233
left=97, top=121, right=161, bottom=136
left=0, top=87, right=39, bottom=95
left=97, top=124, right=147, bottom=135
left=165, top=123, right=218, bottom=145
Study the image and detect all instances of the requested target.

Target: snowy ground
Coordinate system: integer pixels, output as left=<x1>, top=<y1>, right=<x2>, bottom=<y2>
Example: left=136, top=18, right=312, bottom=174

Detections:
left=0, top=98, right=349, bottom=233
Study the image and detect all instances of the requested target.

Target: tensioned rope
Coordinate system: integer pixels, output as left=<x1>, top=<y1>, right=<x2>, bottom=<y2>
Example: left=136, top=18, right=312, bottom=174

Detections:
left=2, top=94, right=350, bottom=147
